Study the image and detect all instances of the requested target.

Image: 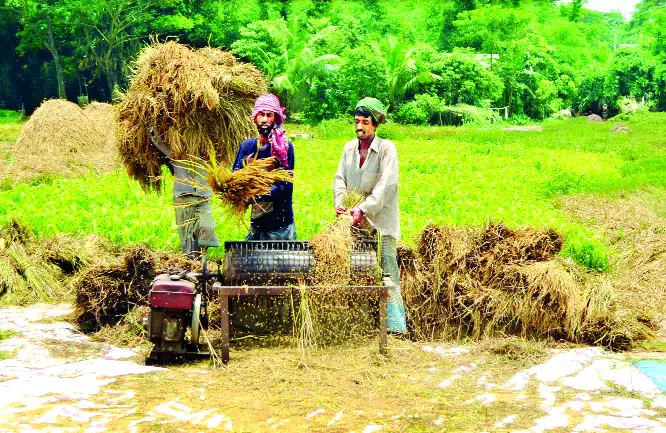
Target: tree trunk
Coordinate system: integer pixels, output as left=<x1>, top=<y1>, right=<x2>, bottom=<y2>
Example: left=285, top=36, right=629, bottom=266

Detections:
left=106, top=63, right=118, bottom=100
left=44, top=15, right=66, bottom=98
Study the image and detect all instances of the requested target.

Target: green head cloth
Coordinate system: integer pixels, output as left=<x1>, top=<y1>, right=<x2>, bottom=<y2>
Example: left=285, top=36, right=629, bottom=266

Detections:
left=355, top=97, right=387, bottom=124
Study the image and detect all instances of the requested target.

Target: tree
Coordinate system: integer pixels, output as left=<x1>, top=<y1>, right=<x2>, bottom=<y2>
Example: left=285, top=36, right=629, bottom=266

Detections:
left=612, top=49, right=658, bottom=103
left=452, top=4, right=531, bottom=64
left=74, top=0, right=156, bottom=98
left=371, top=36, right=441, bottom=110
left=421, top=52, right=503, bottom=106
left=14, top=0, right=77, bottom=98
left=231, top=17, right=341, bottom=112
left=497, top=34, right=576, bottom=118
left=574, top=70, right=619, bottom=115
left=568, top=0, right=587, bottom=22
left=0, top=1, right=21, bottom=107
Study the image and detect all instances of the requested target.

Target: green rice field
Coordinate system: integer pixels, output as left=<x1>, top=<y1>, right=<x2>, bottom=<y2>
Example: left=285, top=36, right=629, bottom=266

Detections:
left=1, top=112, right=665, bottom=269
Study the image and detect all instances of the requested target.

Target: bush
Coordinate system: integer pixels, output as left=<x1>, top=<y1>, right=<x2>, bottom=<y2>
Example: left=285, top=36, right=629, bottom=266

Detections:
left=509, top=114, right=532, bottom=125
left=394, top=95, right=434, bottom=125
left=395, top=95, right=499, bottom=126
left=0, top=109, right=22, bottom=121
left=438, top=104, right=499, bottom=126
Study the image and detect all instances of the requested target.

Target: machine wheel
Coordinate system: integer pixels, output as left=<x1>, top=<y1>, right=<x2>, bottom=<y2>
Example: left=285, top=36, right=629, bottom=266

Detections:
left=191, top=293, right=202, bottom=345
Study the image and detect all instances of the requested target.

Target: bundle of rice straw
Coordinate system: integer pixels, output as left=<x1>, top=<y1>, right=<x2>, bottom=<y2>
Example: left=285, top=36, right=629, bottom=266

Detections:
left=310, top=215, right=354, bottom=285
left=0, top=219, right=67, bottom=305
left=73, top=244, right=202, bottom=333
left=116, top=41, right=267, bottom=191
left=73, top=245, right=156, bottom=332
left=206, top=156, right=293, bottom=217
left=340, top=189, right=365, bottom=210
left=401, top=222, right=656, bottom=350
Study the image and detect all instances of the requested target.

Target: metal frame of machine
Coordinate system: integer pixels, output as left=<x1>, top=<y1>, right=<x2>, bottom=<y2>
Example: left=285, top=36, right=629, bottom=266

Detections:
left=145, top=240, right=393, bottom=365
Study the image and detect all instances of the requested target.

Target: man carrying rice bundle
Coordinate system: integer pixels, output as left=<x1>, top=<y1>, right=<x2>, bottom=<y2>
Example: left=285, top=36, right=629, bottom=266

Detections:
left=149, top=128, right=220, bottom=259
left=232, top=94, right=296, bottom=240
left=333, top=97, right=407, bottom=335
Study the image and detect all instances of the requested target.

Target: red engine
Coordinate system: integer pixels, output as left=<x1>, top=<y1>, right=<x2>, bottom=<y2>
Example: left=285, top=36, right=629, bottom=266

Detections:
left=146, top=274, right=202, bottom=362
left=150, top=274, right=196, bottom=309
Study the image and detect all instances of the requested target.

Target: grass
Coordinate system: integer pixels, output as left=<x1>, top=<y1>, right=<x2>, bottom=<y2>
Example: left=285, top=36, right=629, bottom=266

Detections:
left=0, top=114, right=665, bottom=267
left=0, top=109, right=24, bottom=142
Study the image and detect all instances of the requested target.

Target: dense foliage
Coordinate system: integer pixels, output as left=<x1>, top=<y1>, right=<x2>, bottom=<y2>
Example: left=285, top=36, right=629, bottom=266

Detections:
left=1, top=0, right=665, bottom=124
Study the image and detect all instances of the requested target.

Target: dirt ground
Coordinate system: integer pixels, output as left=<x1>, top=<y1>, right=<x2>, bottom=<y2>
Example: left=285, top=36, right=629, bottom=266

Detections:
left=3, top=304, right=666, bottom=433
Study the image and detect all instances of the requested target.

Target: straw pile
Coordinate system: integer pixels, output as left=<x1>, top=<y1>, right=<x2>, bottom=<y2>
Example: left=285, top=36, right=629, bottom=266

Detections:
left=10, top=99, right=117, bottom=179
left=73, top=245, right=155, bottom=333
left=0, top=219, right=68, bottom=305
left=206, top=156, right=294, bottom=217
left=401, top=222, right=655, bottom=350
left=115, top=41, right=267, bottom=191
left=399, top=223, right=640, bottom=348
left=72, top=244, right=200, bottom=333
left=83, top=102, right=116, bottom=146
left=560, top=194, right=666, bottom=350
left=37, top=233, right=117, bottom=274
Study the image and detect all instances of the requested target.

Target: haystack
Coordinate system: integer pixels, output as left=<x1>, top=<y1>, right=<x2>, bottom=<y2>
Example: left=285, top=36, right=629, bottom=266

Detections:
left=16, top=99, right=105, bottom=155
left=402, top=222, right=654, bottom=350
left=73, top=245, right=156, bottom=332
left=116, top=41, right=267, bottom=191
left=83, top=102, right=116, bottom=145
left=12, top=99, right=117, bottom=178
left=38, top=233, right=118, bottom=273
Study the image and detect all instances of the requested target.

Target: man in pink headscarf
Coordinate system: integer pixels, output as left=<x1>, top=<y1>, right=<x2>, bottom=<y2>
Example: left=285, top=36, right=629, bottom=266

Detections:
left=232, top=93, right=296, bottom=240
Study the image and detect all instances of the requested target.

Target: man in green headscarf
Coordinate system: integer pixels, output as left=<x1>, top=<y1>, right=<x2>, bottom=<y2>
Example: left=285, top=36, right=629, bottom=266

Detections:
left=333, top=97, right=407, bottom=334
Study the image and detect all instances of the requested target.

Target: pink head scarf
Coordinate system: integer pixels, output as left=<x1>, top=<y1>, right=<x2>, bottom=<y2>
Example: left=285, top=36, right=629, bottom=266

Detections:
left=252, top=94, right=288, bottom=168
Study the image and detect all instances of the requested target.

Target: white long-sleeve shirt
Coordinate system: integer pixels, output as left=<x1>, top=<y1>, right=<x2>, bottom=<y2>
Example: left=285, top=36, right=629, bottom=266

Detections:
left=334, top=136, right=400, bottom=239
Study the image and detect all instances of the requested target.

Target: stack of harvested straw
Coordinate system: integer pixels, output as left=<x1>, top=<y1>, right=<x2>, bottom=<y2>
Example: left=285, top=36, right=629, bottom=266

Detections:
left=72, top=244, right=201, bottom=333
left=401, top=222, right=655, bottom=350
left=116, top=41, right=267, bottom=191
left=11, top=99, right=116, bottom=179
left=83, top=102, right=116, bottom=148
left=73, top=245, right=156, bottom=333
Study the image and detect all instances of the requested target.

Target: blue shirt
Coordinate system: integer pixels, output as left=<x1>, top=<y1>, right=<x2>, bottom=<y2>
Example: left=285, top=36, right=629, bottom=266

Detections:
left=232, top=137, right=295, bottom=231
